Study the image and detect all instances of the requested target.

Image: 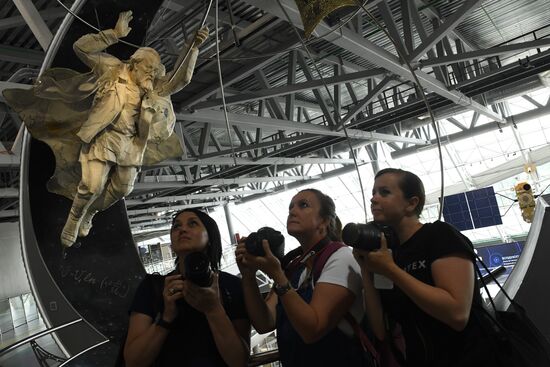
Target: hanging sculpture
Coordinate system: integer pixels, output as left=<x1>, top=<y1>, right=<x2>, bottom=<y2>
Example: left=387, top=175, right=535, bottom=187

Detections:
left=515, top=181, right=536, bottom=223
left=294, top=0, right=357, bottom=38
left=3, top=11, right=209, bottom=247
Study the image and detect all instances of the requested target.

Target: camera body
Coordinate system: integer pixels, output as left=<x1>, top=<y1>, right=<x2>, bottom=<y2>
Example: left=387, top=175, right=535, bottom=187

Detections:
left=245, top=227, right=285, bottom=261
left=184, top=252, right=213, bottom=287
left=342, top=221, right=398, bottom=251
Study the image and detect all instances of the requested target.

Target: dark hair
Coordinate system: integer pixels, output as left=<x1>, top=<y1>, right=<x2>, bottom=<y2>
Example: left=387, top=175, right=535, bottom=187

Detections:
left=299, top=188, right=340, bottom=241
left=171, top=209, right=222, bottom=271
left=375, top=168, right=425, bottom=217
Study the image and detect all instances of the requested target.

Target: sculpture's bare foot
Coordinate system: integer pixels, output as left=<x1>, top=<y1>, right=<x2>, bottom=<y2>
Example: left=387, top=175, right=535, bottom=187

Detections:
left=61, top=217, right=80, bottom=248
left=78, top=214, right=94, bottom=237
left=61, top=231, right=77, bottom=248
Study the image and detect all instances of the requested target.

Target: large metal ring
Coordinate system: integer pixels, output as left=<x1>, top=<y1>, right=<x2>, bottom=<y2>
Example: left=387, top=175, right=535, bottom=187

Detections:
left=169, top=288, right=175, bottom=295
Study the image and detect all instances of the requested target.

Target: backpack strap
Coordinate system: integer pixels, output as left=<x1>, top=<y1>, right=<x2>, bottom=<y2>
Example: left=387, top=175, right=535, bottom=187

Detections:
left=312, top=241, right=346, bottom=283
left=345, top=313, right=380, bottom=364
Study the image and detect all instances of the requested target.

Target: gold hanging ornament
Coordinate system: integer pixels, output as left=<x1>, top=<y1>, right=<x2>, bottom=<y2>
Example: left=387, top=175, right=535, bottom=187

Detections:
left=515, top=181, right=536, bottom=223
left=294, top=0, right=357, bottom=38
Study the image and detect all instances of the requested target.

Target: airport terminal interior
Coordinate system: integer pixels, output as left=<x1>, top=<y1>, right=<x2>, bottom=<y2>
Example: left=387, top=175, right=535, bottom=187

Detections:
left=1, top=0, right=550, bottom=365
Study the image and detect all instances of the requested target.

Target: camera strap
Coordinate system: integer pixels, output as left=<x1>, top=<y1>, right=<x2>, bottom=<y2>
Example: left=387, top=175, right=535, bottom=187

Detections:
left=285, top=237, right=331, bottom=275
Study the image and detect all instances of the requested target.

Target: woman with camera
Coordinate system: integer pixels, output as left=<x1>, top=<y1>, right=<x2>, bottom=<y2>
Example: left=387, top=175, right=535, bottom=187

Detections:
left=124, top=209, right=250, bottom=367
left=353, top=168, right=496, bottom=366
left=235, top=189, right=365, bottom=366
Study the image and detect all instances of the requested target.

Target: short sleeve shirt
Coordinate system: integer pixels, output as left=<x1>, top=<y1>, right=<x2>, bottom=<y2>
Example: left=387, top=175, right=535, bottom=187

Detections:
left=129, top=271, right=247, bottom=367
left=380, top=221, right=482, bottom=366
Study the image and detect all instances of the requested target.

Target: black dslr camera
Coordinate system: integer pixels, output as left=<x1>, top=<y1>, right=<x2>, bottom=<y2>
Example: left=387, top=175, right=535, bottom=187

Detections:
left=342, top=222, right=398, bottom=251
left=245, top=227, right=285, bottom=261
left=184, top=252, right=213, bottom=287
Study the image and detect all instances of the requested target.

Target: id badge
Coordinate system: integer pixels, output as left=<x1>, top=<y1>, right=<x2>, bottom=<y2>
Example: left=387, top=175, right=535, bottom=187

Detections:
left=374, top=274, right=394, bottom=289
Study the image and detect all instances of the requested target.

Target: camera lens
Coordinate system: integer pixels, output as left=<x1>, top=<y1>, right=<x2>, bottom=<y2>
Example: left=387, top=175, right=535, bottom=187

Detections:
left=184, top=252, right=213, bottom=287
left=342, top=222, right=384, bottom=251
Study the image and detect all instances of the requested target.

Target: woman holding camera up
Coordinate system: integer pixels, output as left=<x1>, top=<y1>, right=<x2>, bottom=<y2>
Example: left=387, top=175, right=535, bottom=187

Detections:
left=353, top=168, right=496, bottom=366
left=235, top=189, right=365, bottom=366
left=124, top=209, right=250, bottom=367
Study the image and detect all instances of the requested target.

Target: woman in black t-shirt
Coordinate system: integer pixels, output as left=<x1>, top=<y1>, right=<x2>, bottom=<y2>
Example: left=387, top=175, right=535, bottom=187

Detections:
left=353, top=168, right=496, bottom=367
left=123, top=209, right=250, bottom=367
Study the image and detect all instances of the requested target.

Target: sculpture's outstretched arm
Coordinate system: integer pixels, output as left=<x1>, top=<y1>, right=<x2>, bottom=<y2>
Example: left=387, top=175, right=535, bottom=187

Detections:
left=156, top=27, right=209, bottom=97
left=72, top=11, right=133, bottom=72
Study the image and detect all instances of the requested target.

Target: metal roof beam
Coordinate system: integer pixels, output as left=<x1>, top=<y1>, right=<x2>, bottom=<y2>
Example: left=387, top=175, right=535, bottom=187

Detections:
left=339, top=76, right=394, bottom=127
left=12, top=0, right=53, bottom=50
left=392, top=103, right=550, bottom=158
left=129, top=215, right=172, bottom=223
left=223, top=88, right=324, bottom=112
left=127, top=202, right=220, bottom=216
left=0, top=154, right=20, bottom=167
left=177, top=110, right=428, bottom=144
left=409, top=0, right=483, bottom=62
left=254, top=70, right=288, bottom=120
left=0, top=188, right=18, bottom=198
left=415, top=0, right=478, bottom=51
left=0, top=209, right=18, bottom=218
left=419, top=39, right=550, bottom=68
left=377, top=1, right=408, bottom=57
left=295, top=51, right=337, bottom=128
left=0, top=46, right=43, bottom=66
left=183, top=24, right=299, bottom=107
left=193, top=68, right=385, bottom=110
left=134, top=176, right=314, bottom=190
left=155, top=157, right=370, bottom=167
left=127, top=189, right=272, bottom=205
left=0, top=7, right=65, bottom=31
left=161, top=0, right=251, bottom=30
left=242, top=0, right=503, bottom=123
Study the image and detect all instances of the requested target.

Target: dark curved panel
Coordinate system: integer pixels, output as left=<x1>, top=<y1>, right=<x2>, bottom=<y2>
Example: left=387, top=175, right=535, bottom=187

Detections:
left=495, top=194, right=550, bottom=342
left=20, top=0, right=164, bottom=362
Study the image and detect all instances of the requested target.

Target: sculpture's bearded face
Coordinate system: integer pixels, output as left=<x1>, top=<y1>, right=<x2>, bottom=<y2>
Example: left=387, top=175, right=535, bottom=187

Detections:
left=130, top=48, right=162, bottom=92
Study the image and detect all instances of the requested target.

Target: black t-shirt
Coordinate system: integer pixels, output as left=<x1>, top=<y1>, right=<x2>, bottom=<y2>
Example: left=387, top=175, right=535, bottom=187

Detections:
left=129, top=271, right=248, bottom=367
left=380, top=221, right=489, bottom=367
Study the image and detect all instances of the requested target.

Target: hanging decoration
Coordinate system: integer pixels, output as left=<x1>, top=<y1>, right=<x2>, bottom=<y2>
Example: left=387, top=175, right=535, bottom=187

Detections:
left=515, top=181, right=536, bottom=223
left=294, top=0, right=356, bottom=38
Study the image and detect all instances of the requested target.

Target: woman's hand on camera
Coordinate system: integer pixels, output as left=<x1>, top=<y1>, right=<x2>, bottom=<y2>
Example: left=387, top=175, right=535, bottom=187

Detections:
left=365, top=233, right=397, bottom=278
left=249, top=240, right=283, bottom=280
left=236, top=239, right=284, bottom=280
left=162, top=274, right=185, bottom=322
left=182, top=273, right=222, bottom=315
left=235, top=238, right=259, bottom=278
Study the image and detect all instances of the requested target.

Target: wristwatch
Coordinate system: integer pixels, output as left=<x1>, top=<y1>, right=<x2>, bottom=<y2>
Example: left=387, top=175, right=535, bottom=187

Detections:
left=273, top=281, right=293, bottom=296
left=155, top=314, right=174, bottom=330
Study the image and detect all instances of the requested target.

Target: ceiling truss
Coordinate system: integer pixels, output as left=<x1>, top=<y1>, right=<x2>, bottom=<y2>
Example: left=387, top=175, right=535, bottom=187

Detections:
left=0, top=0, right=549, bottom=231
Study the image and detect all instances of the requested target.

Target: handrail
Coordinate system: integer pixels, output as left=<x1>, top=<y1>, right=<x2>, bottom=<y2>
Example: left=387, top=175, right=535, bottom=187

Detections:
left=57, top=338, right=110, bottom=367
left=248, top=349, right=280, bottom=367
left=0, top=318, right=83, bottom=357
left=0, top=292, right=30, bottom=306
